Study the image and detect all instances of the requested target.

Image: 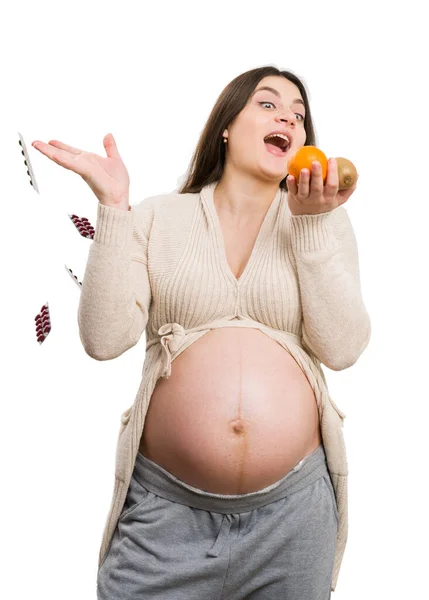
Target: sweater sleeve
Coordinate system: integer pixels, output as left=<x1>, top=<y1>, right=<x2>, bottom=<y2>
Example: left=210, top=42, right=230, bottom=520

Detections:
left=77, top=199, right=154, bottom=361
left=289, top=205, right=371, bottom=371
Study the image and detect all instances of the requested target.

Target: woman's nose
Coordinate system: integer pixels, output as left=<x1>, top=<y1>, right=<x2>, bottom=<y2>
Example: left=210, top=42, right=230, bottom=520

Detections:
left=277, top=108, right=298, bottom=124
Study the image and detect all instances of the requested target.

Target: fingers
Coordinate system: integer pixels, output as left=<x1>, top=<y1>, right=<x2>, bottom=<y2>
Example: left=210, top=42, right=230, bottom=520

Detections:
left=32, top=134, right=120, bottom=161
left=46, top=140, right=83, bottom=155
left=287, top=165, right=318, bottom=199
left=288, top=161, right=337, bottom=201
left=324, top=158, right=339, bottom=197
left=32, top=140, right=82, bottom=156
left=298, top=168, right=310, bottom=197
left=32, top=140, right=86, bottom=174
left=103, top=132, right=121, bottom=159
left=289, top=167, right=311, bottom=199
left=286, top=174, right=297, bottom=195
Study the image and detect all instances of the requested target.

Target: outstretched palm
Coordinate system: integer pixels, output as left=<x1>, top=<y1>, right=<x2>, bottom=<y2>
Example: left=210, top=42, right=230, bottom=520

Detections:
left=32, top=133, right=130, bottom=206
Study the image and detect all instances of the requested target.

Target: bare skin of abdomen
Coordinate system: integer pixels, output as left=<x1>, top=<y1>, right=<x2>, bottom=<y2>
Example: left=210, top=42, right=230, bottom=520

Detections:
left=139, top=328, right=322, bottom=494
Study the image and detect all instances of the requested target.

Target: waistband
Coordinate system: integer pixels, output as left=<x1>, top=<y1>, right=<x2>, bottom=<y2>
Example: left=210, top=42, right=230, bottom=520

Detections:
left=133, top=444, right=328, bottom=514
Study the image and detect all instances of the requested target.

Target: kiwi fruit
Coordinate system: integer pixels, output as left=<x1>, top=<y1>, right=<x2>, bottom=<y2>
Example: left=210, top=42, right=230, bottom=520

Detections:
left=335, top=157, right=358, bottom=190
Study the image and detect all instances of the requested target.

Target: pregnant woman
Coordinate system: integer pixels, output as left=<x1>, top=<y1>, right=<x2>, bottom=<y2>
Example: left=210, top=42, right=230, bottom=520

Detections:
left=33, top=65, right=371, bottom=599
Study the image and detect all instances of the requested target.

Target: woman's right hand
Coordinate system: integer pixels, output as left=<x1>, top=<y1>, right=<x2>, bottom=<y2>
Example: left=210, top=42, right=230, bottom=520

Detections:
left=31, top=133, right=130, bottom=208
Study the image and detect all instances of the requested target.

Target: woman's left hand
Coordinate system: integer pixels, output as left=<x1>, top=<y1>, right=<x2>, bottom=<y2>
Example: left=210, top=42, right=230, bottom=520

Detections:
left=286, top=158, right=359, bottom=216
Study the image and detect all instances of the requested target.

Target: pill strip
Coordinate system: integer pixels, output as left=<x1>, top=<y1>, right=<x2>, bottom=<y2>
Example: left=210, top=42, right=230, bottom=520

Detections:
left=19, top=133, right=94, bottom=343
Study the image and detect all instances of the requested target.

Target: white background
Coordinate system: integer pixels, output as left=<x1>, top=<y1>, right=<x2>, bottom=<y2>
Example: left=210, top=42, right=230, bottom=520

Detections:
left=1, top=1, right=428, bottom=598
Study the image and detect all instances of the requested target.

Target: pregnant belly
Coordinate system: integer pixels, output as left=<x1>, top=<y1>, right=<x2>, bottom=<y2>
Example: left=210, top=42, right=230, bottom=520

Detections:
left=139, top=328, right=322, bottom=494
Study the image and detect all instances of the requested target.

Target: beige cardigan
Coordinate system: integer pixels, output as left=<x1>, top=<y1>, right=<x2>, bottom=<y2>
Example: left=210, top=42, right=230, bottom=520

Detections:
left=78, top=181, right=371, bottom=592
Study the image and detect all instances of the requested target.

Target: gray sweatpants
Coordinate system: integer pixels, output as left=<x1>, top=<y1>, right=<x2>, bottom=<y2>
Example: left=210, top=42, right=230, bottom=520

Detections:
left=97, top=443, right=338, bottom=599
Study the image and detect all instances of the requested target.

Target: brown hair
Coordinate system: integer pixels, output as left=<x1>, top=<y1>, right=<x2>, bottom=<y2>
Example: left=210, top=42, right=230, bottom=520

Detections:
left=178, top=65, right=317, bottom=194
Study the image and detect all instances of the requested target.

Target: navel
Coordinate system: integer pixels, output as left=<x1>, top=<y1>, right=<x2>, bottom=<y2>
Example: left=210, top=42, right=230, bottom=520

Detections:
left=230, top=418, right=246, bottom=435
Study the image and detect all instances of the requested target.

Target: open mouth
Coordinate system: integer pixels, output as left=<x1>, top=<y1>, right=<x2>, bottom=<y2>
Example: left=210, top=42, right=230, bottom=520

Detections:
left=263, top=134, right=290, bottom=156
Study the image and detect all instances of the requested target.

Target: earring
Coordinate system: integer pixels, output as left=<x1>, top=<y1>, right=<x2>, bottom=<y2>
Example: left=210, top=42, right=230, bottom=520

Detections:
left=223, top=137, right=227, bottom=143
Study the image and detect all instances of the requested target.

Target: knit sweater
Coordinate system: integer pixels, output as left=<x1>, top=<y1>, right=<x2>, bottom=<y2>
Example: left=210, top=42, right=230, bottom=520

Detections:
left=78, top=181, right=371, bottom=592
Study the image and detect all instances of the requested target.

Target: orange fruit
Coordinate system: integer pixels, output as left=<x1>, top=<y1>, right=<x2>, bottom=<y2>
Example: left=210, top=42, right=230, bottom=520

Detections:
left=287, top=146, right=328, bottom=183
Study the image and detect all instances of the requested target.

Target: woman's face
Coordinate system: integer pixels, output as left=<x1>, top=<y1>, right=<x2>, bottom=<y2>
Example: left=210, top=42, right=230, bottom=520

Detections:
left=223, top=76, right=307, bottom=183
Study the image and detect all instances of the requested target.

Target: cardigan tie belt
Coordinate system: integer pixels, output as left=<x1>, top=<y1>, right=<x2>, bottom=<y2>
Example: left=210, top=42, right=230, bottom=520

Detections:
left=146, top=316, right=303, bottom=381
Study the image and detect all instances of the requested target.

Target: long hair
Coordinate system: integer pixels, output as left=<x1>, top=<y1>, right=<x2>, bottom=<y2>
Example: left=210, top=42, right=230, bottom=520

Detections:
left=178, top=65, right=317, bottom=194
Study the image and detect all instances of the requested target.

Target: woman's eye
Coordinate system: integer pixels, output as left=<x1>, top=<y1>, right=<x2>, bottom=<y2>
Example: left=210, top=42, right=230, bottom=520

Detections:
left=258, top=101, right=305, bottom=121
